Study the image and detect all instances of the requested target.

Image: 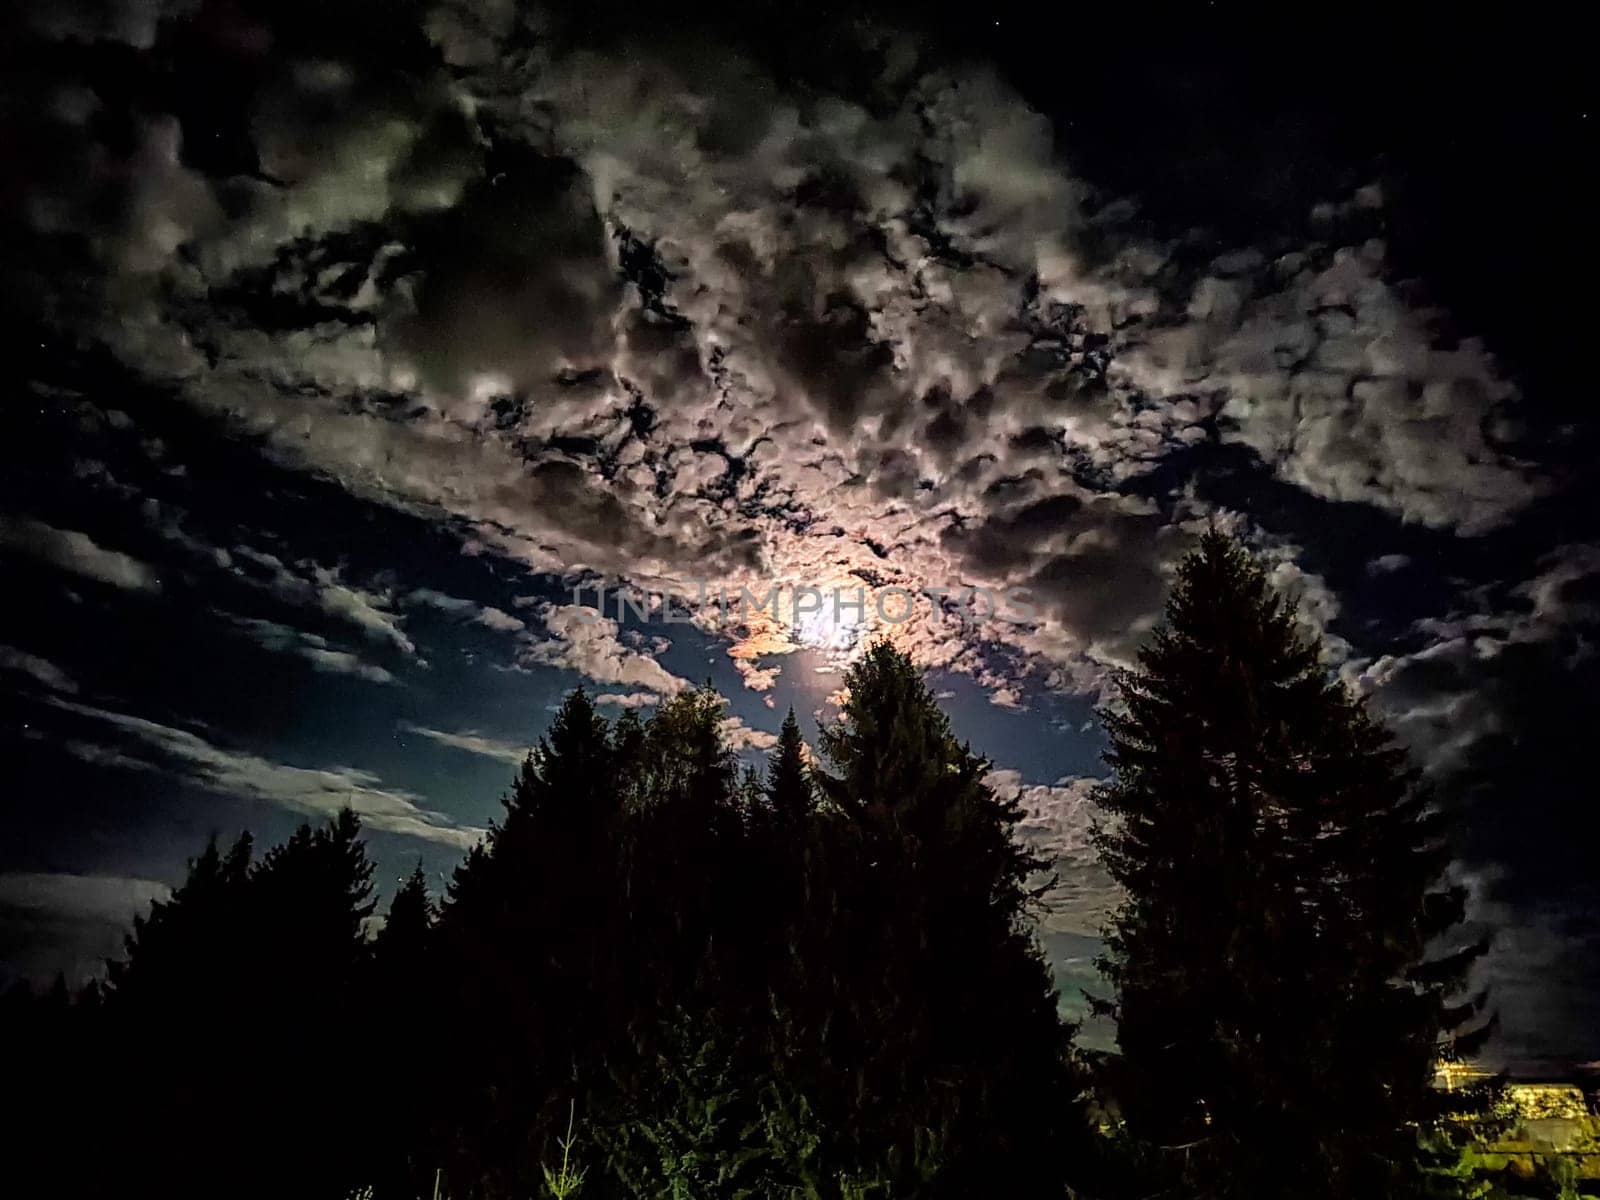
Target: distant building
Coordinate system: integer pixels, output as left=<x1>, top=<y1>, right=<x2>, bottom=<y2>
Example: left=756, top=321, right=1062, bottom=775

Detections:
left=1436, top=1063, right=1600, bottom=1183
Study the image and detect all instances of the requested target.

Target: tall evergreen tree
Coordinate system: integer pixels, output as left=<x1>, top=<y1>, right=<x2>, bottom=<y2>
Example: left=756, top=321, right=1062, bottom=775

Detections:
left=621, top=687, right=764, bottom=1054
left=251, top=807, right=376, bottom=987
left=106, top=831, right=254, bottom=1007
left=766, top=707, right=814, bottom=826
left=1091, top=530, right=1492, bottom=1199
left=249, top=809, right=378, bottom=1196
left=433, top=689, right=627, bottom=1196
left=372, top=861, right=435, bottom=975
left=92, top=832, right=258, bottom=1195
left=367, top=862, right=438, bottom=1196
left=97, top=812, right=377, bottom=1199
left=809, top=642, right=1085, bottom=1198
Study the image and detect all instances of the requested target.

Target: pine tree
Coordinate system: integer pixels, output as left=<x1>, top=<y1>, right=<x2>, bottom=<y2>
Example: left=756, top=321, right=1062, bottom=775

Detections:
left=93, top=833, right=257, bottom=1194
left=373, top=861, right=435, bottom=973
left=367, top=862, right=438, bottom=1195
left=251, top=807, right=376, bottom=984
left=598, top=1012, right=773, bottom=1200
left=1091, top=530, right=1493, bottom=1199
left=107, top=831, right=253, bottom=1007
left=810, top=642, right=1084, bottom=1197
left=252, top=810, right=378, bottom=1196
left=766, top=708, right=814, bottom=826
left=434, top=690, right=624, bottom=1197
left=99, top=814, right=378, bottom=1199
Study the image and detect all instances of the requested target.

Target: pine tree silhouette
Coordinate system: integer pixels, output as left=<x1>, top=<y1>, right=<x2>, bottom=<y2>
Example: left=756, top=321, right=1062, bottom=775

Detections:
left=808, top=641, right=1087, bottom=1198
left=99, top=814, right=376, bottom=1200
left=18, top=666, right=1116, bottom=1198
left=766, top=707, right=814, bottom=826
left=373, top=862, right=435, bottom=974
left=433, top=689, right=625, bottom=1196
left=107, top=831, right=253, bottom=1007
left=1092, top=530, right=1494, bottom=1199
left=367, top=861, right=438, bottom=1197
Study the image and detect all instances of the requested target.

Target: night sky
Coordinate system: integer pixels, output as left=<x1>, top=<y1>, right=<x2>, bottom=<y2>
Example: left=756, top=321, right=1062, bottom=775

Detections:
left=2, top=2, right=1594, bottom=1072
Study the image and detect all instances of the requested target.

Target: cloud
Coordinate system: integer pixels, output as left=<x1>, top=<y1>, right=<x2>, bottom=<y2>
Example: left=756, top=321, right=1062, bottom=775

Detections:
left=383, top=152, right=621, bottom=397
left=1117, top=239, right=1539, bottom=534
left=1452, top=865, right=1600, bottom=1072
left=1368, top=554, right=1411, bottom=575
left=986, top=767, right=1116, bottom=936
left=404, top=588, right=482, bottom=616
left=314, top=576, right=415, bottom=654
left=405, top=588, right=526, bottom=633
left=398, top=721, right=526, bottom=765
left=218, top=546, right=415, bottom=655
left=476, top=606, right=527, bottom=633
left=1353, top=543, right=1600, bottom=776
left=137, top=500, right=424, bottom=661
left=0, top=645, right=79, bottom=694
left=401, top=704, right=770, bottom=761
left=0, top=517, right=162, bottom=593
left=5, top=5, right=1567, bottom=734
left=521, top=604, right=690, bottom=696
left=986, top=769, right=1098, bottom=863
left=593, top=691, right=661, bottom=709
left=719, top=714, right=778, bottom=753
left=0, top=871, right=176, bottom=988
left=1254, top=533, right=1349, bottom=661
left=223, top=616, right=399, bottom=685
left=0, top=872, right=172, bottom=926
left=16, top=6, right=1551, bottom=715
left=297, top=647, right=400, bottom=684
left=44, top=697, right=481, bottom=848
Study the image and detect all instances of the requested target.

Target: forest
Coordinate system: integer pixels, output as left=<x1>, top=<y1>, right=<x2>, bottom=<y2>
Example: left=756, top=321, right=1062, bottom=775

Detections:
left=4, top=535, right=1570, bottom=1199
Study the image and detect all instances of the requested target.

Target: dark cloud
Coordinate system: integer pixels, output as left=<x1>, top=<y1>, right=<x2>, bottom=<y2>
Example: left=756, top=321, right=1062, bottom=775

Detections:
left=387, top=151, right=617, bottom=396
left=0, top=871, right=172, bottom=989
left=0, top=516, right=164, bottom=593
left=3, top=0, right=1594, bottom=1065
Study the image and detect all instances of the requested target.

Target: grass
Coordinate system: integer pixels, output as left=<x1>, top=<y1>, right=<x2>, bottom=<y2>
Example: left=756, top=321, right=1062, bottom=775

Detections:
left=542, top=1101, right=588, bottom=1199
left=347, top=1104, right=587, bottom=1200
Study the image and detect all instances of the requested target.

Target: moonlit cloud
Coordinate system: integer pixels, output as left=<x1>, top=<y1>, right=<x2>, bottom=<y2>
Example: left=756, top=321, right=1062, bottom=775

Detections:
left=223, top=616, right=400, bottom=685
left=16, top=3, right=1540, bottom=708
left=986, top=767, right=1116, bottom=934
left=0, top=517, right=163, bottom=593
left=150, top=526, right=419, bottom=658
left=45, top=698, right=482, bottom=848
left=312, top=575, right=415, bottom=655
left=593, top=692, right=661, bottom=709
left=398, top=721, right=527, bottom=765
left=475, top=606, right=527, bottom=633
left=520, top=604, right=690, bottom=697
left=0, top=645, right=80, bottom=694
left=719, top=715, right=779, bottom=754
left=404, top=589, right=527, bottom=633
left=0, top=872, right=172, bottom=925
left=6, top=0, right=1591, bottom=1065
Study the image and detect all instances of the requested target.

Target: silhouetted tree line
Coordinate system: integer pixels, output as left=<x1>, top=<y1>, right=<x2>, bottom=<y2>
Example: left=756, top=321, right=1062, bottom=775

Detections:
left=3, top=536, right=1506, bottom=1198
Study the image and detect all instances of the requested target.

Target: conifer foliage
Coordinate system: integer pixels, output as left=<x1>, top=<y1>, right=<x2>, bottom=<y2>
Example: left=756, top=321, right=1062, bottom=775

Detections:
left=414, top=665, right=1086, bottom=1198
left=65, top=813, right=378, bottom=1197
left=1091, top=530, right=1492, bottom=1199
left=5, top=657, right=1092, bottom=1198
left=0, top=607, right=1502, bottom=1199
left=806, top=643, right=1083, bottom=1196
left=766, top=707, right=813, bottom=826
